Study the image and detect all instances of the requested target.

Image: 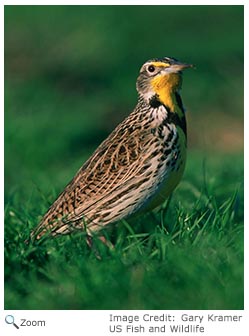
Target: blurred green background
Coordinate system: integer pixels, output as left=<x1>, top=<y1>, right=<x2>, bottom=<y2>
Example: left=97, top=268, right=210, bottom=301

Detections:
left=5, top=5, right=243, bottom=187
left=5, top=5, right=244, bottom=310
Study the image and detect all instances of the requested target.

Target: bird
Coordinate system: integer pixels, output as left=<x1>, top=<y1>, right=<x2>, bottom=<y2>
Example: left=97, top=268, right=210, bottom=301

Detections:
left=32, top=56, right=193, bottom=240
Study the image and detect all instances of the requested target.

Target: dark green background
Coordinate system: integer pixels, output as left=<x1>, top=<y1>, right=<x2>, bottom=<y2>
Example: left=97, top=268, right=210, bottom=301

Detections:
left=5, top=5, right=244, bottom=310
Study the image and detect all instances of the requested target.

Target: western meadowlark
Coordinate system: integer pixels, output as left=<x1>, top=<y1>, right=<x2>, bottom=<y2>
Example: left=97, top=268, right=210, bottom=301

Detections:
left=32, top=57, right=193, bottom=240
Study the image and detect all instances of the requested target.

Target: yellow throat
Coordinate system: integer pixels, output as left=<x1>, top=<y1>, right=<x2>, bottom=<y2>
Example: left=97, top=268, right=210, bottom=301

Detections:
left=151, top=72, right=184, bottom=117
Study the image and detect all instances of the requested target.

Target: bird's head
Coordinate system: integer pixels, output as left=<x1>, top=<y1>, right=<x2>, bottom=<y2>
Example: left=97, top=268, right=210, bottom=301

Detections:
left=136, top=57, right=193, bottom=106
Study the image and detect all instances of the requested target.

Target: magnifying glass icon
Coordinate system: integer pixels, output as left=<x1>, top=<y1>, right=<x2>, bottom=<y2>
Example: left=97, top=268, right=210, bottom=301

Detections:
left=5, top=315, right=19, bottom=329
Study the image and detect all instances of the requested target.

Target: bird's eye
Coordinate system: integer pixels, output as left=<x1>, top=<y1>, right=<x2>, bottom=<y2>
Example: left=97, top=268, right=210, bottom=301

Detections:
left=147, top=65, right=155, bottom=73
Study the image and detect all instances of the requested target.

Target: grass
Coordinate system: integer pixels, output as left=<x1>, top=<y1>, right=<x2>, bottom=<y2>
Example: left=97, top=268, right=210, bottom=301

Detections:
left=4, top=152, right=244, bottom=310
left=4, top=5, right=244, bottom=310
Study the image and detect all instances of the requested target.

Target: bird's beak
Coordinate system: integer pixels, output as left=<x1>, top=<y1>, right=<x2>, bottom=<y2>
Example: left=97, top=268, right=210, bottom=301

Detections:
left=171, top=62, right=194, bottom=72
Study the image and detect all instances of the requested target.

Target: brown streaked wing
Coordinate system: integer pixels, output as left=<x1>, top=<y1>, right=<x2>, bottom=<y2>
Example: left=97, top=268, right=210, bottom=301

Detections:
left=36, top=116, right=160, bottom=233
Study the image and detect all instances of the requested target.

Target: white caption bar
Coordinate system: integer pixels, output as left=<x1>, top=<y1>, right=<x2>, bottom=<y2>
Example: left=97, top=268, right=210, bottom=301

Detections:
left=1, top=310, right=247, bottom=336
